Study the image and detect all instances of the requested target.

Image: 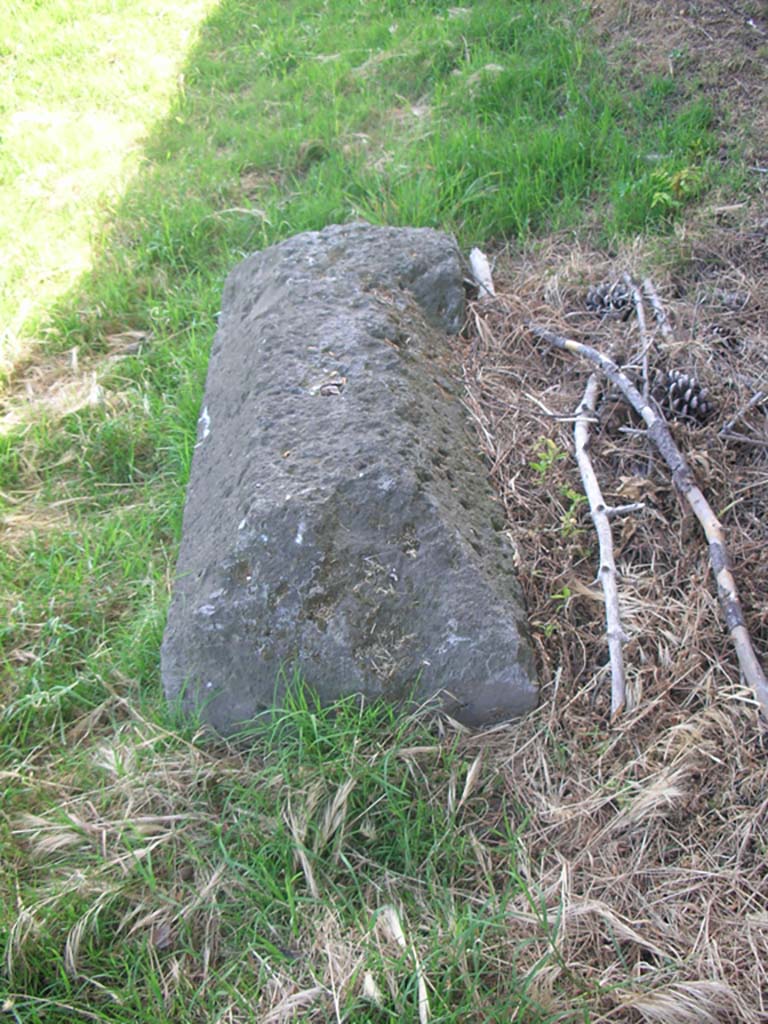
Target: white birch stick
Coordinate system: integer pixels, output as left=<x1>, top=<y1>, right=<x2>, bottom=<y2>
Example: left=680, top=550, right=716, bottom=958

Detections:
left=641, top=278, right=675, bottom=343
left=574, top=374, right=627, bottom=716
left=623, top=272, right=655, bottom=404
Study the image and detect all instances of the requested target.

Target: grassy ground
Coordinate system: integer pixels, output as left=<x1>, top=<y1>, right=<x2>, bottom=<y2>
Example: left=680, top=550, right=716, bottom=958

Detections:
left=0, top=0, right=217, bottom=371
left=0, top=0, right=762, bottom=1020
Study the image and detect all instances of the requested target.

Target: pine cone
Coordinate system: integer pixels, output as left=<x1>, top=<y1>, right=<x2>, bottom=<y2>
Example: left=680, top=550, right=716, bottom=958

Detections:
left=655, top=369, right=715, bottom=425
left=585, top=280, right=632, bottom=320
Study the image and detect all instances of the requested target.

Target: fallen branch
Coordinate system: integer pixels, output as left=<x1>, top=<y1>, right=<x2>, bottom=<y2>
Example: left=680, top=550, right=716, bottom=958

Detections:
left=607, top=502, right=645, bottom=519
left=574, top=374, right=627, bottom=716
left=719, top=390, right=766, bottom=438
left=527, top=321, right=768, bottom=716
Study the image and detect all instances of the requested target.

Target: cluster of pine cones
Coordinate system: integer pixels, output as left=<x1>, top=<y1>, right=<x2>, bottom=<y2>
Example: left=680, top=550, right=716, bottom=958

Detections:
left=585, top=281, right=716, bottom=427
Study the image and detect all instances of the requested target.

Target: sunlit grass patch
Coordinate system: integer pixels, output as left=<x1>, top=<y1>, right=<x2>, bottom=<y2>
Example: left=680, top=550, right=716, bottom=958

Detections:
left=6, top=0, right=717, bottom=381
left=0, top=0, right=217, bottom=370
left=2, top=0, right=720, bottom=378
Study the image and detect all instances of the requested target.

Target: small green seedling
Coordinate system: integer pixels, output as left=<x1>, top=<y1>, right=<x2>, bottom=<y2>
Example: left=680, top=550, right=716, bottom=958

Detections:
left=650, top=165, right=701, bottom=212
left=550, top=584, right=572, bottom=608
left=530, top=437, right=567, bottom=478
left=559, top=485, right=587, bottom=538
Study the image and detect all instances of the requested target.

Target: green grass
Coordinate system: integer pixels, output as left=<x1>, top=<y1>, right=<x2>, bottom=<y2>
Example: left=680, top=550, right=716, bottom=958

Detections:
left=0, top=0, right=737, bottom=1019
left=0, top=0, right=218, bottom=370
left=2, top=0, right=721, bottom=370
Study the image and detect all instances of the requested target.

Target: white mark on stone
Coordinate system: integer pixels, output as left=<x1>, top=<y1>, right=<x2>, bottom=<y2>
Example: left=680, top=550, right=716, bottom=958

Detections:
left=197, top=406, right=211, bottom=444
left=295, top=520, right=306, bottom=546
left=198, top=604, right=216, bottom=617
left=446, top=633, right=471, bottom=646
left=260, top=534, right=269, bottom=544
left=438, top=632, right=472, bottom=655
left=378, top=477, right=395, bottom=492
left=238, top=517, right=247, bottom=530
left=205, top=681, right=214, bottom=689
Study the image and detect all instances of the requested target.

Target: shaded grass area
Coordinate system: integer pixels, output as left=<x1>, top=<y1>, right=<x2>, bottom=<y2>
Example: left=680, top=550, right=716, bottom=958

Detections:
left=0, top=0, right=744, bottom=1019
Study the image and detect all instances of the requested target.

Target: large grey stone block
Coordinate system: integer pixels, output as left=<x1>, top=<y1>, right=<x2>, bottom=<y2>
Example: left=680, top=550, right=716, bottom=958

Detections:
left=161, top=223, right=537, bottom=731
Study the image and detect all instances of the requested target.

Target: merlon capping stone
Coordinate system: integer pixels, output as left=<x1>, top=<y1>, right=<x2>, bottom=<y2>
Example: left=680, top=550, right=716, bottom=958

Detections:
left=161, top=223, right=537, bottom=731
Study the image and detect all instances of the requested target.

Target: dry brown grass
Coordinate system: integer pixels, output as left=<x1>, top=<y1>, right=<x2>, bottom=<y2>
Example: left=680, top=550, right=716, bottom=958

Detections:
left=0, top=329, right=150, bottom=432
left=456, top=219, right=768, bottom=1020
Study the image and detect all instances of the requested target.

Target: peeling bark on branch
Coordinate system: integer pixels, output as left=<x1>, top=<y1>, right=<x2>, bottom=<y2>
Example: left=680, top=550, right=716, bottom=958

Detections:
left=469, top=247, right=496, bottom=301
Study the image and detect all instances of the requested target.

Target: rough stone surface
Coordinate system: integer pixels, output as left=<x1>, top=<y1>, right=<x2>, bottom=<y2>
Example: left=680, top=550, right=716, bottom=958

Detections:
left=161, top=223, right=537, bottom=731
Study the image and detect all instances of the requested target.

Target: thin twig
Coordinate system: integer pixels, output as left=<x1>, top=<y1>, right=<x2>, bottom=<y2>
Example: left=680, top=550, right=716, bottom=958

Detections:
left=623, top=273, right=655, bottom=404
left=719, top=390, right=766, bottom=437
left=641, top=279, right=675, bottom=344
left=205, top=206, right=269, bottom=219
left=606, top=502, right=645, bottom=519
left=719, top=433, right=768, bottom=449
left=574, top=374, right=627, bottom=716
left=527, top=321, right=768, bottom=717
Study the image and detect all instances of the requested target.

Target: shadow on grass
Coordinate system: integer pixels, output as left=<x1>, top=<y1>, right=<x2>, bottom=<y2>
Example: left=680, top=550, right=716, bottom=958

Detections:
left=39, top=0, right=717, bottom=363
left=0, top=0, right=717, bottom=745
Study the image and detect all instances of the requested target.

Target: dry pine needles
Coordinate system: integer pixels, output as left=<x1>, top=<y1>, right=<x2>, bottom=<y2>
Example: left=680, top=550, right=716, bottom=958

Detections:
left=459, top=231, right=768, bottom=1018
left=469, top=249, right=767, bottom=720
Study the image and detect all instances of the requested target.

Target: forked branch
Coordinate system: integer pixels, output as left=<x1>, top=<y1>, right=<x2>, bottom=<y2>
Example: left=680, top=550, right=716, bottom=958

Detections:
left=527, top=321, right=768, bottom=716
